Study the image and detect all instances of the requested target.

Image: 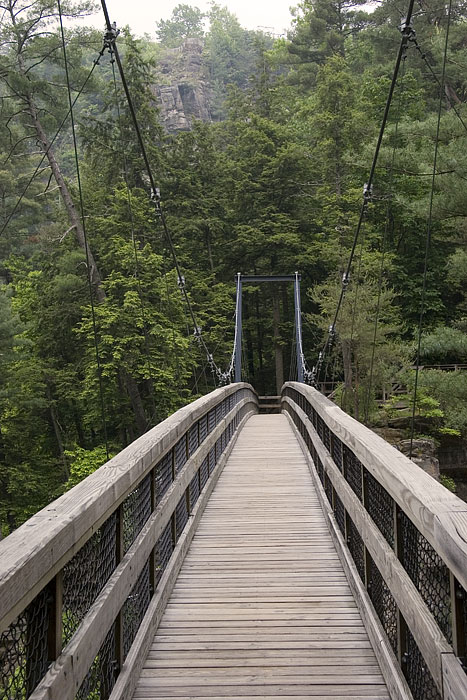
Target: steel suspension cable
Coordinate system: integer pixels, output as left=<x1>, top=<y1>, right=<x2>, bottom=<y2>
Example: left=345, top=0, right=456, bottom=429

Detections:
left=364, top=61, right=407, bottom=422
left=409, top=0, right=452, bottom=458
left=109, top=53, right=157, bottom=418
left=315, top=0, right=416, bottom=386
left=57, top=0, right=109, bottom=458
left=100, top=0, right=224, bottom=383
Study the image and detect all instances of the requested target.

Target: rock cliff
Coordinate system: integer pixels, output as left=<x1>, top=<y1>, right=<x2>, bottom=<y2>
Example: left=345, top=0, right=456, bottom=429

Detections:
left=153, top=39, right=212, bottom=132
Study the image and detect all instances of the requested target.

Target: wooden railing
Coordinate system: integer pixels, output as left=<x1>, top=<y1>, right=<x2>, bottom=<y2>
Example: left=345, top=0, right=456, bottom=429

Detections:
left=0, top=384, right=258, bottom=700
left=282, top=382, right=467, bottom=700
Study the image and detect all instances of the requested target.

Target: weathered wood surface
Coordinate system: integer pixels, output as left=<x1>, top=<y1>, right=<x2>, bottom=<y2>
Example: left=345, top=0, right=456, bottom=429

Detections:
left=286, top=410, right=412, bottom=700
left=282, top=395, right=453, bottom=692
left=282, top=382, right=467, bottom=593
left=132, top=414, right=390, bottom=700
left=0, top=383, right=255, bottom=631
left=107, top=408, right=256, bottom=700
left=27, top=405, right=256, bottom=700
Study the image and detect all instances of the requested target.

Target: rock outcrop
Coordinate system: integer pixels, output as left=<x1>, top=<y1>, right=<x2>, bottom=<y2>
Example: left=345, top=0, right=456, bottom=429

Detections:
left=153, top=39, right=212, bottom=132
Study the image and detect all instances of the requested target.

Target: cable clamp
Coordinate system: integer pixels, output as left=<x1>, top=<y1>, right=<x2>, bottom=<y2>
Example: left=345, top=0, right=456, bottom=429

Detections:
left=194, top=325, right=202, bottom=339
left=400, top=20, right=416, bottom=41
left=177, top=275, right=185, bottom=289
left=342, top=271, right=350, bottom=288
left=363, top=182, right=373, bottom=201
left=151, top=187, right=161, bottom=203
left=104, top=22, right=120, bottom=49
left=329, top=324, right=335, bottom=337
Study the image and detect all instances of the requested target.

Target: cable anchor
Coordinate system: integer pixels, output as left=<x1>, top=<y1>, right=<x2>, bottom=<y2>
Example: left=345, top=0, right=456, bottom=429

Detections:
left=104, top=22, right=119, bottom=50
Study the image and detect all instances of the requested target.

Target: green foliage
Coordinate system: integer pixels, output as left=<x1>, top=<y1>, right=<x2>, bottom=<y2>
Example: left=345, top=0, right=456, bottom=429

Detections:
left=64, top=446, right=112, bottom=490
left=439, top=474, right=457, bottom=493
left=419, top=326, right=467, bottom=364
left=3, top=0, right=467, bottom=531
left=156, top=4, right=206, bottom=46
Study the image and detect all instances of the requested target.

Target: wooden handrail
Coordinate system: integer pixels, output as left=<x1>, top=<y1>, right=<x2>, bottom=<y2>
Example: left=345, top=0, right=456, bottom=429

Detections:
left=282, top=381, right=467, bottom=700
left=0, top=383, right=258, bottom=700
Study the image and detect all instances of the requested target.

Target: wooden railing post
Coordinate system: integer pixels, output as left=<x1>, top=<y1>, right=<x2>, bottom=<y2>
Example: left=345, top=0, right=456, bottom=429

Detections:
left=451, top=573, right=466, bottom=663
left=394, top=504, right=408, bottom=669
left=47, top=572, right=63, bottom=663
left=115, top=503, right=125, bottom=673
left=149, top=468, right=157, bottom=596
left=362, top=469, right=371, bottom=590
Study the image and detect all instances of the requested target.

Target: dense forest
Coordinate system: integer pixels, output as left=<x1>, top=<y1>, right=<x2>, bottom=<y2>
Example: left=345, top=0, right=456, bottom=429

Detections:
left=1, top=0, right=467, bottom=534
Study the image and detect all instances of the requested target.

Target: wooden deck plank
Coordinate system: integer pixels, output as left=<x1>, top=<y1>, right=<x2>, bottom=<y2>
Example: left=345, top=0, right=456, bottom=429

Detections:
left=132, top=415, right=389, bottom=700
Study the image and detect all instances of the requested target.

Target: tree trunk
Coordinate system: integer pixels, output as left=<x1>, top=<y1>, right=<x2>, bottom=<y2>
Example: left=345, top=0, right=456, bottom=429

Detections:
left=341, top=339, right=353, bottom=413
left=22, top=80, right=149, bottom=436
left=45, top=378, right=69, bottom=479
left=25, top=93, right=105, bottom=303
left=273, top=288, right=284, bottom=395
left=205, top=227, right=215, bottom=273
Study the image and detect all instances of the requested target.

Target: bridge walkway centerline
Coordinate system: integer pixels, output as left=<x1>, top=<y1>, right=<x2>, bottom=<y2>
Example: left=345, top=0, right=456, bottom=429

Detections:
left=132, top=413, right=390, bottom=699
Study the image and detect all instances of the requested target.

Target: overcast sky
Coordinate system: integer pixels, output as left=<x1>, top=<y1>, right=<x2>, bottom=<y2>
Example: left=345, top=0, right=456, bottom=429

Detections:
left=82, top=1, right=295, bottom=38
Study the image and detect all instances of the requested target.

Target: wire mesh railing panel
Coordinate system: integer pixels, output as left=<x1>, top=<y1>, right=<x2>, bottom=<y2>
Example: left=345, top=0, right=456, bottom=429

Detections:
left=154, top=522, right=173, bottom=587
left=404, top=626, right=441, bottom=700
left=331, top=434, right=343, bottom=471
left=199, top=414, right=208, bottom=443
left=122, top=474, right=152, bottom=554
left=215, top=402, right=223, bottom=425
left=200, top=457, right=209, bottom=490
left=207, top=408, right=216, bottom=433
left=74, top=623, right=117, bottom=700
left=316, top=455, right=324, bottom=485
left=461, top=582, right=467, bottom=670
left=334, top=493, right=346, bottom=536
left=175, top=494, right=189, bottom=540
left=174, top=437, right=187, bottom=473
left=122, top=561, right=151, bottom=661
left=343, top=446, right=363, bottom=501
left=365, top=470, right=394, bottom=548
left=187, top=424, right=199, bottom=457
left=400, top=510, right=452, bottom=643
left=368, top=556, right=398, bottom=655
left=322, top=423, right=331, bottom=452
left=215, top=438, right=222, bottom=462
left=208, top=446, right=216, bottom=475
left=155, top=451, right=173, bottom=504
left=324, top=471, right=333, bottom=505
left=316, top=413, right=325, bottom=442
left=189, top=472, right=200, bottom=510
left=347, top=517, right=365, bottom=583
left=0, top=586, right=50, bottom=700
left=63, top=513, right=117, bottom=644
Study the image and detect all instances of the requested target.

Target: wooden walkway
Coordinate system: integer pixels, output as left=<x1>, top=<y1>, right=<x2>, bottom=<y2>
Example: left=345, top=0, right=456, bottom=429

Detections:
left=133, top=414, right=390, bottom=699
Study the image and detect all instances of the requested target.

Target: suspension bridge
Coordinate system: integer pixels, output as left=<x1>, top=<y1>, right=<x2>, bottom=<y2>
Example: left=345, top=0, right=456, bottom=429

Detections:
left=1, top=383, right=467, bottom=700
left=2, top=0, right=467, bottom=698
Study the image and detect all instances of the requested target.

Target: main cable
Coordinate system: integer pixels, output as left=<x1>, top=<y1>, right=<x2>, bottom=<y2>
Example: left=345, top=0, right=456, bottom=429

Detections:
left=100, top=0, right=224, bottom=383
left=409, top=0, right=452, bottom=458
left=57, top=0, right=109, bottom=458
left=314, top=0, right=416, bottom=386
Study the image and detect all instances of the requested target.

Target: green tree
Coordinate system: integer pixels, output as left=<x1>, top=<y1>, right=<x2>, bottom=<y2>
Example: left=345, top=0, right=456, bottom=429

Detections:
left=156, top=4, right=205, bottom=47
